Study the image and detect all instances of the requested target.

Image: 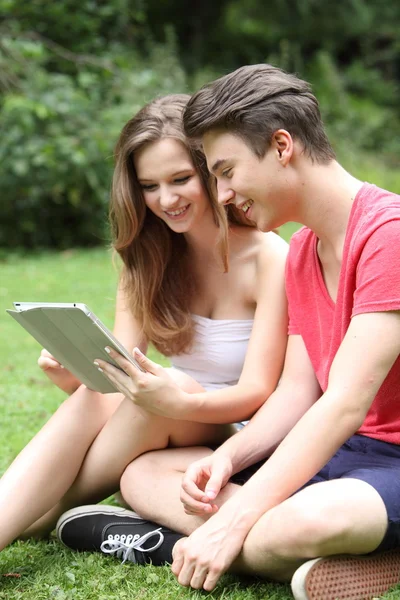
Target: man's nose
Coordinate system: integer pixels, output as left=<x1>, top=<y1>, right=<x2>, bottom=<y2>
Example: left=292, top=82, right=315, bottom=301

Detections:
left=216, top=180, right=235, bottom=205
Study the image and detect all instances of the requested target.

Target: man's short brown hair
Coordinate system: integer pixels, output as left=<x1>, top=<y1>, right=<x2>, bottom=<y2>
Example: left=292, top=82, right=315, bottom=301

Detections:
left=184, top=63, right=335, bottom=164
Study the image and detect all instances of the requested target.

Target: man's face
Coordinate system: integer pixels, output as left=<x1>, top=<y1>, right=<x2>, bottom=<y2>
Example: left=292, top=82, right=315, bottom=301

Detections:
left=203, top=130, right=293, bottom=232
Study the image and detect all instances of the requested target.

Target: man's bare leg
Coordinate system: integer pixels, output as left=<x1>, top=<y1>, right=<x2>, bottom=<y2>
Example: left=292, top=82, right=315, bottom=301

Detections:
left=121, top=449, right=388, bottom=581
left=236, top=478, right=387, bottom=581
left=121, top=447, right=239, bottom=535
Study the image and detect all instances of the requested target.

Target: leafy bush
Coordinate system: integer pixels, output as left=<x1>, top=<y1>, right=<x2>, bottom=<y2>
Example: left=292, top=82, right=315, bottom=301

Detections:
left=1, top=0, right=400, bottom=248
left=0, top=32, right=187, bottom=248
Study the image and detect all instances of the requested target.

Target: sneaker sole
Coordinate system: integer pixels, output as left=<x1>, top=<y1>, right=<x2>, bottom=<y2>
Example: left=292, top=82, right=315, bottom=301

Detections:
left=56, top=504, right=142, bottom=546
left=291, top=551, right=400, bottom=600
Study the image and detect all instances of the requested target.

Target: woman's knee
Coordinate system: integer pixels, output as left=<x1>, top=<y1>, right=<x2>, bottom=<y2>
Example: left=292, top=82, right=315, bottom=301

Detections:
left=165, top=368, right=205, bottom=393
left=62, top=385, right=123, bottom=424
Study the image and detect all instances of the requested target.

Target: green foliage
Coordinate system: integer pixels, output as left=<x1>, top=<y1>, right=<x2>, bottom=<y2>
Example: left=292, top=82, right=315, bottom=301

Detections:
left=1, top=0, right=400, bottom=248
left=0, top=0, right=146, bottom=56
left=306, top=52, right=400, bottom=158
left=0, top=29, right=187, bottom=248
left=146, top=0, right=400, bottom=169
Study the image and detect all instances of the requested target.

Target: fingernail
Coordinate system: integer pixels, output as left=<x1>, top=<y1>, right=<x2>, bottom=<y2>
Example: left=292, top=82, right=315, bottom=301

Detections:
left=134, top=347, right=143, bottom=356
left=97, top=367, right=104, bottom=373
left=93, top=361, right=99, bottom=366
left=104, top=347, right=111, bottom=354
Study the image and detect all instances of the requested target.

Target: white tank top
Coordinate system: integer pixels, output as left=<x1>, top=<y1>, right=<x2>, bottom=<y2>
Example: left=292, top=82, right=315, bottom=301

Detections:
left=170, top=314, right=253, bottom=391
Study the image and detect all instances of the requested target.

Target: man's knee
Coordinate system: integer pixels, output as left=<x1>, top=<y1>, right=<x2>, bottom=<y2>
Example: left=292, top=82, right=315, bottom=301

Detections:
left=120, top=453, right=158, bottom=500
left=253, top=500, right=355, bottom=560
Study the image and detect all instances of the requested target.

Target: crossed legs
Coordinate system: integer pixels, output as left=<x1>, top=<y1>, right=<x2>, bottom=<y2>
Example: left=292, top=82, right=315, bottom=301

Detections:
left=121, top=447, right=388, bottom=582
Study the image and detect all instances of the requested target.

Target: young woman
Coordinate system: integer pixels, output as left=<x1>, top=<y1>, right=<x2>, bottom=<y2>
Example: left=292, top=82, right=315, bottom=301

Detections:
left=0, top=94, right=288, bottom=552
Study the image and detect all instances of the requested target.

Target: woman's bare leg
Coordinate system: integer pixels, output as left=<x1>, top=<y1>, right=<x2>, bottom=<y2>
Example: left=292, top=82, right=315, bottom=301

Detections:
left=18, top=370, right=233, bottom=539
left=0, top=386, right=124, bottom=550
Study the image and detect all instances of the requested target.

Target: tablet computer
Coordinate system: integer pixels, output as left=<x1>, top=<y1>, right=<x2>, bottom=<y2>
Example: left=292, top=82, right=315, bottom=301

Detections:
left=6, top=302, right=145, bottom=393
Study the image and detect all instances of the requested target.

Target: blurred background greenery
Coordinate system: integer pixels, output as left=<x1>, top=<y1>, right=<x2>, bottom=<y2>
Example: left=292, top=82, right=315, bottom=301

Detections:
left=0, top=0, right=399, bottom=249
left=0, top=7, right=400, bottom=596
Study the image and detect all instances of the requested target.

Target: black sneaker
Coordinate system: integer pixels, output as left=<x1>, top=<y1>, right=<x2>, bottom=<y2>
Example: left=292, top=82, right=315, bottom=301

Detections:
left=56, top=505, right=182, bottom=565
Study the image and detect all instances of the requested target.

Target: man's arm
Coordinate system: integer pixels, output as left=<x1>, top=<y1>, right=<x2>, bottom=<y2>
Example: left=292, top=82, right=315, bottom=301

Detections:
left=179, top=333, right=321, bottom=515
left=174, top=311, right=400, bottom=590
left=213, top=311, right=400, bottom=528
left=214, top=333, right=321, bottom=472
left=227, top=312, right=400, bottom=520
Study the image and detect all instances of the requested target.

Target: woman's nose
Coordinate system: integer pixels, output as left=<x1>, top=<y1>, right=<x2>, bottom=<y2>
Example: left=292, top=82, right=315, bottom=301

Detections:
left=160, top=186, right=179, bottom=209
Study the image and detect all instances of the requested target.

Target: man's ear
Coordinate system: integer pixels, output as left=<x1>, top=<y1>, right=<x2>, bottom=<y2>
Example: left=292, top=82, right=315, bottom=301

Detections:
left=272, top=129, right=293, bottom=166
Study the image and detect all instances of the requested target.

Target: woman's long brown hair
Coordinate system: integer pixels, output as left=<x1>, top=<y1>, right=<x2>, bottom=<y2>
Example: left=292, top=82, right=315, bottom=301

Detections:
left=110, top=94, right=250, bottom=356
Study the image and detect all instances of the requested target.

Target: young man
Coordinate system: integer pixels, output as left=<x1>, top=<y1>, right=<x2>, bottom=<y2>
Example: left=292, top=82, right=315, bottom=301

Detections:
left=57, top=64, right=400, bottom=600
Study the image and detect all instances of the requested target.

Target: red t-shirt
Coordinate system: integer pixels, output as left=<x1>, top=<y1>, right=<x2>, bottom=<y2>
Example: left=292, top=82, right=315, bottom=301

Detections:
left=286, top=183, right=400, bottom=444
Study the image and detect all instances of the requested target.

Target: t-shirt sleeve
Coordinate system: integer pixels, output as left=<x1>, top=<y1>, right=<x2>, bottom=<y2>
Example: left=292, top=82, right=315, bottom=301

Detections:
left=353, top=219, right=400, bottom=316
left=288, top=300, right=300, bottom=335
left=285, top=259, right=301, bottom=335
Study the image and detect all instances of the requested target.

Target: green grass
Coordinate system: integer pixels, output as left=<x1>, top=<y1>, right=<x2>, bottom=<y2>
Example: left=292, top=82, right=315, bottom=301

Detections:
left=0, top=539, right=293, bottom=600
left=1, top=220, right=400, bottom=598
left=0, top=246, right=294, bottom=599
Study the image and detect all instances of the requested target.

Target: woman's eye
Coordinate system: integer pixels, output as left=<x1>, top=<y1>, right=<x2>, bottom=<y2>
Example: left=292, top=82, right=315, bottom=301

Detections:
left=222, top=168, right=232, bottom=178
left=141, top=184, right=157, bottom=191
left=174, top=176, right=191, bottom=185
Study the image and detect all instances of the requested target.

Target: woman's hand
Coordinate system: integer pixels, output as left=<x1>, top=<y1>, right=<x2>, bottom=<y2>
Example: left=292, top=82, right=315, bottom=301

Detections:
left=37, top=349, right=80, bottom=395
left=94, top=347, right=193, bottom=419
left=180, top=452, right=233, bottom=515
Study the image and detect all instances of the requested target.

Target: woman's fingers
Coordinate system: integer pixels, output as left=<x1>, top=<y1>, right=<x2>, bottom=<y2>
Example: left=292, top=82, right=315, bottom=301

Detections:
left=132, top=347, right=160, bottom=375
left=38, top=349, right=62, bottom=370
left=94, top=359, right=133, bottom=394
left=103, top=346, right=162, bottom=379
left=38, top=357, right=60, bottom=370
left=102, top=348, right=141, bottom=380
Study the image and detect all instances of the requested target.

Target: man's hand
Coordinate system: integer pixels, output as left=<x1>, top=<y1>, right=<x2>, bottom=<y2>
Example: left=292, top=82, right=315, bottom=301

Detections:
left=180, top=453, right=233, bottom=515
left=171, top=513, right=245, bottom=591
left=94, top=347, right=192, bottom=418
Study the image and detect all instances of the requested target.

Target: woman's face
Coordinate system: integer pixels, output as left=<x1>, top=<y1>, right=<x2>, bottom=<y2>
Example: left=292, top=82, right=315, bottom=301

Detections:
left=134, top=138, right=212, bottom=233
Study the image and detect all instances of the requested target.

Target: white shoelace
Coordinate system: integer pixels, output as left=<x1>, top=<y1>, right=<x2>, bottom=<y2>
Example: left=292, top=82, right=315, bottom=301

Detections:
left=100, top=528, right=164, bottom=564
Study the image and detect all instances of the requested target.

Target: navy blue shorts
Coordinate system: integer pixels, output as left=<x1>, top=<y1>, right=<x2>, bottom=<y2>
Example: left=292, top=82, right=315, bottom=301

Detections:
left=229, top=434, right=400, bottom=552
